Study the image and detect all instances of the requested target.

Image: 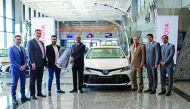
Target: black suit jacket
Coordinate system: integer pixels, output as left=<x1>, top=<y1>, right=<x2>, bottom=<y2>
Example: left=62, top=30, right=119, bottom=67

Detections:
left=46, top=44, right=60, bottom=67
left=27, top=38, right=47, bottom=67
left=71, top=43, right=85, bottom=65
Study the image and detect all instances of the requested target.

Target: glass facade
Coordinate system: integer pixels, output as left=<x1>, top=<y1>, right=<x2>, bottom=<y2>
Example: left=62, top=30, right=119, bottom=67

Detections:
left=0, top=0, right=48, bottom=49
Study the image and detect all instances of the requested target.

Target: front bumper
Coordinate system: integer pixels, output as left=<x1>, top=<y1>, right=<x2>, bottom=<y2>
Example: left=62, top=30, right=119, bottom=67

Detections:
left=84, top=66, right=131, bottom=86
left=84, top=74, right=130, bottom=86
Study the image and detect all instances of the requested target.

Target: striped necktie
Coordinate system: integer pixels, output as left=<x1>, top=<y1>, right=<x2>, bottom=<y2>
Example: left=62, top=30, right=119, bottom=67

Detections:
left=37, top=40, right=44, bottom=58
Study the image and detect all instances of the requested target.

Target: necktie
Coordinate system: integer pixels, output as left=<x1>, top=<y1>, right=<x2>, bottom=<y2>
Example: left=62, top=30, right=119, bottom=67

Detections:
left=37, top=40, right=44, bottom=58
left=147, top=43, right=150, bottom=50
left=163, top=45, right=167, bottom=54
left=76, top=44, right=80, bottom=52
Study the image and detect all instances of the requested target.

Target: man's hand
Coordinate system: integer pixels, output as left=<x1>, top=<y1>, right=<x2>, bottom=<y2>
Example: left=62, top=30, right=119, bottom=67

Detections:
left=139, top=64, right=143, bottom=69
left=20, top=65, right=26, bottom=71
left=154, top=64, right=158, bottom=69
left=144, top=64, right=147, bottom=69
left=70, top=59, right=74, bottom=64
left=32, top=63, right=36, bottom=70
left=160, top=61, right=165, bottom=67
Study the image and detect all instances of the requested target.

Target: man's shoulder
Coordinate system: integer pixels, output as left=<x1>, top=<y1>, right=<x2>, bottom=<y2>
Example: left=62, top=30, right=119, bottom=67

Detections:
left=139, top=43, right=144, bottom=47
left=81, top=43, right=85, bottom=47
left=28, top=38, right=35, bottom=43
left=9, top=45, right=15, bottom=50
left=153, top=41, right=160, bottom=46
left=168, top=43, right=174, bottom=46
left=168, top=43, right=175, bottom=48
left=57, top=45, right=60, bottom=48
left=46, top=44, right=52, bottom=48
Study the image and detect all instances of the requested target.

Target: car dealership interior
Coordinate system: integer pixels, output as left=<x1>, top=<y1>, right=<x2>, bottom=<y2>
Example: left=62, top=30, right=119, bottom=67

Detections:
left=0, top=0, right=190, bottom=109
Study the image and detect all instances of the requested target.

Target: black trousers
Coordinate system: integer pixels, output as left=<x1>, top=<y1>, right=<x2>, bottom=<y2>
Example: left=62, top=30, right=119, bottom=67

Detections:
left=30, top=66, right=44, bottom=96
left=72, top=62, right=84, bottom=90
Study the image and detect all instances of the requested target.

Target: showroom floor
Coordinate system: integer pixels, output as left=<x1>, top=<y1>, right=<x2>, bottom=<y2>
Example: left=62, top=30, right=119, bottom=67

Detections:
left=0, top=67, right=190, bottom=109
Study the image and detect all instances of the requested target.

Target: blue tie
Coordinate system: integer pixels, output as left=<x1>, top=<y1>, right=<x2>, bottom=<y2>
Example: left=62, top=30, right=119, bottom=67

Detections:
left=163, top=44, right=167, bottom=54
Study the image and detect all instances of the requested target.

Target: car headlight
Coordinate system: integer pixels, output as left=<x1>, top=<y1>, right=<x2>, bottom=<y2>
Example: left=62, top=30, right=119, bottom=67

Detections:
left=120, top=66, right=130, bottom=72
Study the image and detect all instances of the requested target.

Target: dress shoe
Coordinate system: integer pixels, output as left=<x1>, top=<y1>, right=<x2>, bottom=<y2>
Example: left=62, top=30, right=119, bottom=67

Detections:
left=138, top=89, right=143, bottom=93
left=158, top=90, right=166, bottom=95
left=57, top=89, right=65, bottom=93
left=70, top=89, right=77, bottom=93
left=150, top=90, right=156, bottom=94
left=37, top=94, right=46, bottom=97
left=166, top=91, right=171, bottom=96
left=48, top=91, right=51, bottom=96
left=144, top=89, right=152, bottom=92
left=131, top=88, right=138, bottom=91
left=21, top=96, right=31, bottom=102
left=31, top=96, right=37, bottom=100
left=12, top=99, right=18, bottom=105
left=79, top=89, right=83, bottom=93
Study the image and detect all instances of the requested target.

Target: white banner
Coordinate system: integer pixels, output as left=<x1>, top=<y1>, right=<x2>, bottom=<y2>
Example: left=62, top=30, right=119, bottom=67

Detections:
left=31, top=17, right=55, bottom=45
left=156, top=15, right=178, bottom=64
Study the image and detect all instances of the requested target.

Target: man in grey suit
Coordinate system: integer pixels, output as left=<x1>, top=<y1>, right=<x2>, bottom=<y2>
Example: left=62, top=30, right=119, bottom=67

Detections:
left=144, top=34, right=161, bottom=94
left=159, top=35, right=175, bottom=96
left=28, top=29, right=47, bottom=99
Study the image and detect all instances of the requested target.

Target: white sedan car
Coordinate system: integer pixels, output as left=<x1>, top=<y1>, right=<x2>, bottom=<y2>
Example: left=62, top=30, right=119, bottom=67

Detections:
left=84, top=45, right=131, bottom=87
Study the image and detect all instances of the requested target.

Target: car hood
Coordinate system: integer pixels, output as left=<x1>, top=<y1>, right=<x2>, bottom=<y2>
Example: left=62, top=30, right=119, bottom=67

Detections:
left=85, top=58, right=129, bottom=69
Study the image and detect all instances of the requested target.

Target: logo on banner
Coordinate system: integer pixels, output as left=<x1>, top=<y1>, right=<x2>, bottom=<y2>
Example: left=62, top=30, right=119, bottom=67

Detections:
left=164, top=23, right=169, bottom=35
left=40, top=25, right=46, bottom=44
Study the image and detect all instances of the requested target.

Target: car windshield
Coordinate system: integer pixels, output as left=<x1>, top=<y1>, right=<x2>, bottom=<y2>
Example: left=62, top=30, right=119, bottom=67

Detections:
left=86, top=47, right=125, bottom=59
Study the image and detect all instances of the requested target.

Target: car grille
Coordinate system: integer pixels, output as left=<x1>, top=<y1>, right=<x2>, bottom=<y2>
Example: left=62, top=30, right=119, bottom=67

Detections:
left=86, top=67, right=124, bottom=75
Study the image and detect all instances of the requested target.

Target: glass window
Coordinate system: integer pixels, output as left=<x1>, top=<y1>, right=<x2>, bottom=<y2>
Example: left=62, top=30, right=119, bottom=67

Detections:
left=0, top=32, right=4, bottom=48
left=15, top=23, right=20, bottom=35
left=0, top=17, right=3, bottom=31
left=6, top=19, right=13, bottom=32
left=38, top=12, right=40, bottom=17
left=6, top=0, right=12, bottom=19
left=34, top=10, right=36, bottom=17
left=0, top=0, right=3, bottom=16
left=25, top=5, right=29, bottom=20
left=31, top=8, right=34, bottom=18
left=6, top=33, right=14, bottom=48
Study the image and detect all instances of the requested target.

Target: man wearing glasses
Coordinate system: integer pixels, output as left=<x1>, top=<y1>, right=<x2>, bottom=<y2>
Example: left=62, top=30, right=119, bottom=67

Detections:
left=9, top=35, right=30, bottom=105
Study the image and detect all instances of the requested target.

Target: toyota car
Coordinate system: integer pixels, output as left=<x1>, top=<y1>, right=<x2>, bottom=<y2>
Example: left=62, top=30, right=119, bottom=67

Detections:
left=84, top=45, right=131, bottom=88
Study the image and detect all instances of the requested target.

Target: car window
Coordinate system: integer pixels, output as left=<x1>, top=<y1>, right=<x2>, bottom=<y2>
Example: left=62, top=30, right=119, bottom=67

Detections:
left=0, top=49, right=8, bottom=57
left=86, top=48, right=125, bottom=59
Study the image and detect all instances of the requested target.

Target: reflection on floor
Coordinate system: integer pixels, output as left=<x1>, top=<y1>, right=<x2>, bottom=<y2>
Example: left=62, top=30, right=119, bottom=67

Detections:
left=0, top=68, right=190, bottom=109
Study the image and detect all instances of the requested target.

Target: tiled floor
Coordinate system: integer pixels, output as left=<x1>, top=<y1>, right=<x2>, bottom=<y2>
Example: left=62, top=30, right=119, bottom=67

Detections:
left=0, top=68, right=190, bottom=109
left=174, top=81, right=190, bottom=95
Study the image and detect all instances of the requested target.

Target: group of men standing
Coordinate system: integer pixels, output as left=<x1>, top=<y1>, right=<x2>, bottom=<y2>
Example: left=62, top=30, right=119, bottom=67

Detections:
left=8, top=29, right=175, bottom=105
left=129, top=34, right=175, bottom=96
left=8, top=29, right=85, bottom=105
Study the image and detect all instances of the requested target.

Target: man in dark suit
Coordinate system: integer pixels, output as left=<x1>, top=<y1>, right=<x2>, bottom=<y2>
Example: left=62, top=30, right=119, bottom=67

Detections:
left=159, top=35, right=175, bottom=96
left=28, top=29, right=47, bottom=99
left=70, top=35, right=86, bottom=93
left=9, top=35, right=30, bottom=105
left=144, top=34, right=161, bottom=94
left=46, top=35, right=65, bottom=96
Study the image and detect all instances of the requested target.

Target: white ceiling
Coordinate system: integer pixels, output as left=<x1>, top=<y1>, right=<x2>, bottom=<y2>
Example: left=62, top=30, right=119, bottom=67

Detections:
left=20, top=0, right=131, bottom=21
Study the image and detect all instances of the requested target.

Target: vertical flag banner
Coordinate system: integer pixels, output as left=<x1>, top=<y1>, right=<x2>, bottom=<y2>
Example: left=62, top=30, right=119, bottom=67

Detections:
left=156, top=15, right=178, bottom=64
left=31, top=17, right=55, bottom=45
